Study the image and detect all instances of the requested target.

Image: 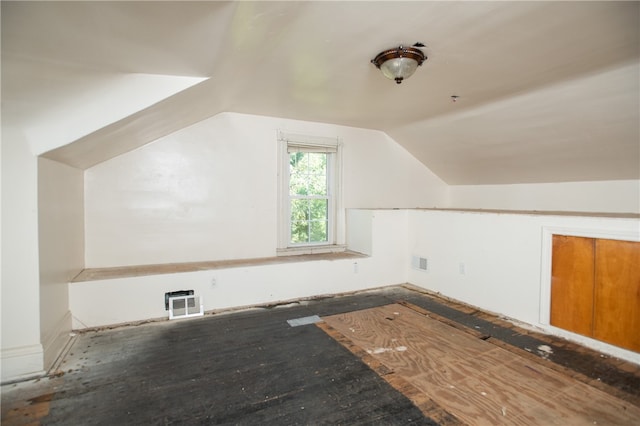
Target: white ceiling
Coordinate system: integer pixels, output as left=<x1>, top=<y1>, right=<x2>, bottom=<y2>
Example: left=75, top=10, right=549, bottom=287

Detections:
left=2, top=1, right=639, bottom=184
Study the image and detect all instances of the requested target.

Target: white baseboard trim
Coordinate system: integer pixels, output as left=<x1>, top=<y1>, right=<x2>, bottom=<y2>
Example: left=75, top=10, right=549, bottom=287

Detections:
left=1, top=343, right=45, bottom=384
left=41, top=310, right=73, bottom=372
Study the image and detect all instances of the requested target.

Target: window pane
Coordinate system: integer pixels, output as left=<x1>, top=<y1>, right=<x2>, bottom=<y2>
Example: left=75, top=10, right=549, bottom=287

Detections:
left=287, top=148, right=333, bottom=246
left=290, top=220, right=309, bottom=243
left=291, top=199, right=310, bottom=221
left=290, top=152, right=327, bottom=196
left=289, top=152, right=311, bottom=174
left=289, top=152, right=307, bottom=172
left=310, top=199, right=328, bottom=220
left=308, top=153, right=326, bottom=171
left=289, top=174, right=308, bottom=196
left=308, top=173, right=327, bottom=196
left=309, top=220, right=328, bottom=243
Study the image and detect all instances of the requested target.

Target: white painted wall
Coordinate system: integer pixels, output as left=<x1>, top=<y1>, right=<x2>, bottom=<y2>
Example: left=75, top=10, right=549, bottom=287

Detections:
left=342, top=132, right=447, bottom=209
left=448, top=180, right=640, bottom=213
left=70, top=210, right=408, bottom=328
left=407, top=209, right=640, bottom=363
left=85, top=113, right=275, bottom=266
left=38, top=158, right=84, bottom=370
left=1, top=126, right=44, bottom=382
left=26, top=73, right=208, bottom=158
left=346, top=209, right=374, bottom=256
left=85, top=112, right=447, bottom=267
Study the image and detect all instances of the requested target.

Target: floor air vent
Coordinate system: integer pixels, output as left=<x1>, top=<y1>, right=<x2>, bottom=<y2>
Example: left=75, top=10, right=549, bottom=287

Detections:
left=166, top=292, right=204, bottom=320
left=165, top=290, right=194, bottom=310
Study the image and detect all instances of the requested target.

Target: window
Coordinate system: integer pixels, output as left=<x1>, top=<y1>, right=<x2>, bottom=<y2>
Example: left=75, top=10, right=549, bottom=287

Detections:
left=289, top=150, right=330, bottom=244
left=278, top=132, right=343, bottom=253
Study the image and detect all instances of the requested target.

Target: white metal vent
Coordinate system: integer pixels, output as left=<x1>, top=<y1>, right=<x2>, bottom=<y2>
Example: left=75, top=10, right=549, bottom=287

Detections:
left=168, top=295, right=204, bottom=320
left=412, top=256, right=428, bottom=272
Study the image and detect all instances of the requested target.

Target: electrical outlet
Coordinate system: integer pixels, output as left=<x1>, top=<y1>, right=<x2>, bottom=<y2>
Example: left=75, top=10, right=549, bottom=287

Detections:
left=353, top=262, right=359, bottom=274
left=459, top=262, right=466, bottom=275
left=211, top=277, right=217, bottom=287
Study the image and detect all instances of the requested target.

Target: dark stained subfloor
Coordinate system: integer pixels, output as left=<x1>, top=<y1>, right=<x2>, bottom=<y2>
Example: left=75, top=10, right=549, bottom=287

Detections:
left=2, top=285, right=639, bottom=425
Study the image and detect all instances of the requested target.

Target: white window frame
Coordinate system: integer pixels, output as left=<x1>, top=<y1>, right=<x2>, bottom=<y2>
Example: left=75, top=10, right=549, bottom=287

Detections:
left=277, top=131, right=344, bottom=255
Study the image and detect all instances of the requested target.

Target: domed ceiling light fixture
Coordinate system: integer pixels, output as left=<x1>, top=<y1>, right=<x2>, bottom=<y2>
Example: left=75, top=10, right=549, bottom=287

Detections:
left=371, top=44, right=427, bottom=84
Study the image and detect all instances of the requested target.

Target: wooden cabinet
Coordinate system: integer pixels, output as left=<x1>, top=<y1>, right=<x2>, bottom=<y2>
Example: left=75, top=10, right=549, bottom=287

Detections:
left=551, top=235, right=640, bottom=352
left=550, top=236, right=595, bottom=337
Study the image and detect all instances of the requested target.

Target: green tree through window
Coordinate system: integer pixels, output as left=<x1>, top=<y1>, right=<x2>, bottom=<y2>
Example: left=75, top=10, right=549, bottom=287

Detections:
left=289, top=152, right=329, bottom=244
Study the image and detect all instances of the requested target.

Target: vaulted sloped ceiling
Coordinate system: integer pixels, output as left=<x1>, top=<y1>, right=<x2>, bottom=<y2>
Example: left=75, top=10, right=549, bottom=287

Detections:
left=2, top=1, right=638, bottom=184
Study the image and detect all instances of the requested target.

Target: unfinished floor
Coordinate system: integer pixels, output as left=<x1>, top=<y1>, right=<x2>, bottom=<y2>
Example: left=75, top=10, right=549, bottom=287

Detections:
left=2, top=286, right=639, bottom=425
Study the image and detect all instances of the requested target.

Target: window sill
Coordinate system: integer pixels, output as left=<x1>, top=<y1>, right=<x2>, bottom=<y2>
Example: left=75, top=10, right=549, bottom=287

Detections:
left=72, top=249, right=365, bottom=282
left=277, top=244, right=347, bottom=257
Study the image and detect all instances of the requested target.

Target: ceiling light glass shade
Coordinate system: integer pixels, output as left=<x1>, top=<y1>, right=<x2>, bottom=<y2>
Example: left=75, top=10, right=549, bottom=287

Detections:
left=371, top=45, right=426, bottom=84
left=379, top=57, right=419, bottom=82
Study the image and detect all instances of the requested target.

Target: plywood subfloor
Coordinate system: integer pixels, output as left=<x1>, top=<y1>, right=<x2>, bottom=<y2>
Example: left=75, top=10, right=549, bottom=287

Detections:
left=321, top=303, right=640, bottom=425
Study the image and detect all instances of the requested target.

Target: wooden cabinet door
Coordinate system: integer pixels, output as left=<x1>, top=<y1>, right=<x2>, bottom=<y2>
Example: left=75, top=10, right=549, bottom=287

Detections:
left=550, top=235, right=595, bottom=337
left=593, top=239, right=640, bottom=352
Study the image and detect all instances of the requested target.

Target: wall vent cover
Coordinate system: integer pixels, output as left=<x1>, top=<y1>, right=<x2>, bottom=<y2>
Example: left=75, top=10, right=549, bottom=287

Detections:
left=412, top=256, right=428, bottom=271
left=168, top=295, right=204, bottom=320
left=165, top=290, right=194, bottom=310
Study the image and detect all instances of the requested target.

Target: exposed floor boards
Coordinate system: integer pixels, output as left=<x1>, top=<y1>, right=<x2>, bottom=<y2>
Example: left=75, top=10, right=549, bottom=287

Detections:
left=2, top=286, right=639, bottom=425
